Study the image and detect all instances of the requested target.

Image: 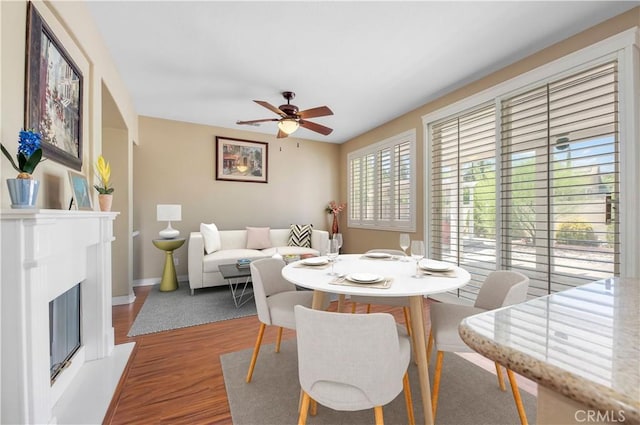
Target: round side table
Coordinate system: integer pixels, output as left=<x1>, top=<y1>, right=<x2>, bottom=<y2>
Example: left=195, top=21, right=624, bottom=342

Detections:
left=152, top=238, right=186, bottom=292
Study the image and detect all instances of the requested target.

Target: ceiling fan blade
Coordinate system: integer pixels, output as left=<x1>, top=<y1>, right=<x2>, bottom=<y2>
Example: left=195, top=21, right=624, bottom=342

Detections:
left=298, top=106, right=333, bottom=119
left=236, top=118, right=279, bottom=126
left=300, top=120, right=333, bottom=136
left=254, top=100, right=287, bottom=117
left=277, top=129, right=289, bottom=139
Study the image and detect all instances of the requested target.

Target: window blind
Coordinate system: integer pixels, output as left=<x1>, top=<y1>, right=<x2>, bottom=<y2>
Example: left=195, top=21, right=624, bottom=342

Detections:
left=348, top=132, right=415, bottom=231
left=501, top=61, right=619, bottom=296
left=431, top=104, right=497, bottom=301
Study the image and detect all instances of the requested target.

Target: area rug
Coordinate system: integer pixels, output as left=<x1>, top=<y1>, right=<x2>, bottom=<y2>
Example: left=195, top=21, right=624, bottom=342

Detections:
left=221, top=340, right=536, bottom=425
left=127, top=282, right=256, bottom=336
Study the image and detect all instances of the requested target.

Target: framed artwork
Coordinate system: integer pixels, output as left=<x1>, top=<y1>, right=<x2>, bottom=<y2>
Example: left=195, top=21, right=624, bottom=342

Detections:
left=216, top=136, right=268, bottom=183
left=25, top=2, right=83, bottom=171
left=68, top=171, right=93, bottom=211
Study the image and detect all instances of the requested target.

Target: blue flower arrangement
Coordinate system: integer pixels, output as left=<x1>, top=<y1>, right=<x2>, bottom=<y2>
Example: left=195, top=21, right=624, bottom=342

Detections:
left=1, top=130, right=44, bottom=178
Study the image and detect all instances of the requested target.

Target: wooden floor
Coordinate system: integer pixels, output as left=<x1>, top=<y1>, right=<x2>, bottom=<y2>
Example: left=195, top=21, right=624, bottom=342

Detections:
left=105, top=286, right=535, bottom=424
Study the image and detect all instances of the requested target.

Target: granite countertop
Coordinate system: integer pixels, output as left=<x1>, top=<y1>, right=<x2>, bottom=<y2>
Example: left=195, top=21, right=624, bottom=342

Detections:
left=459, top=277, right=639, bottom=424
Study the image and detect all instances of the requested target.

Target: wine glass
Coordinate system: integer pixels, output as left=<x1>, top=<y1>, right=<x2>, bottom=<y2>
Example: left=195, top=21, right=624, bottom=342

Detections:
left=399, top=233, right=410, bottom=261
left=410, top=240, right=425, bottom=278
left=327, top=239, right=340, bottom=276
left=333, top=233, right=343, bottom=258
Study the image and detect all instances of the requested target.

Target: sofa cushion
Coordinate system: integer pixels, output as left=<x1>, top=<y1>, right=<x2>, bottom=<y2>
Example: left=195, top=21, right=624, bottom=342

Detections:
left=261, top=246, right=319, bottom=257
left=246, top=227, right=272, bottom=249
left=288, top=224, right=313, bottom=248
left=200, top=223, right=222, bottom=254
left=202, top=249, right=268, bottom=273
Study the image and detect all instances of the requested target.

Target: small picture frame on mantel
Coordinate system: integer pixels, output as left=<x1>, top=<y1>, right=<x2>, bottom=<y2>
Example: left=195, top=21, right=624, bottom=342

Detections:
left=67, top=171, right=93, bottom=211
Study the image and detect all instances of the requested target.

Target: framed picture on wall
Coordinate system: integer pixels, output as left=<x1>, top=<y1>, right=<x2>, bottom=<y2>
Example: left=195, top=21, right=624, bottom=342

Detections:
left=68, top=171, right=93, bottom=211
left=25, top=2, right=83, bottom=171
left=215, top=136, right=268, bottom=183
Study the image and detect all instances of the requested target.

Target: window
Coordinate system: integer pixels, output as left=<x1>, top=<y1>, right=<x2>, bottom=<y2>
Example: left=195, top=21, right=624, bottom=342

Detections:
left=431, top=105, right=497, bottom=300
left=501, top=61, right=619, bottom=296
left=348, top=130, right=416, bottom=231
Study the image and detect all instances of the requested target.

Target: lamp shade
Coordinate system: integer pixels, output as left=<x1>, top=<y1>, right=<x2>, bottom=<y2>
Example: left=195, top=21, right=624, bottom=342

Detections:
left=157, top=204, right=181, bottom=222
left=277, top=119, right=299, bottom=135
left=157, top=204, right=181, bottom=239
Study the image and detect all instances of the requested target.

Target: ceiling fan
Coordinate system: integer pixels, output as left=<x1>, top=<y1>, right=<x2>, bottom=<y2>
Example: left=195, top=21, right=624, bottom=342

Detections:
left=236, top=91, right=333, bottom=138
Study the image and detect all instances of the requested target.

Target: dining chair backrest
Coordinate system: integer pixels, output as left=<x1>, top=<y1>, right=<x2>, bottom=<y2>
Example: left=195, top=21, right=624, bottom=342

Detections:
left=294, top=305, right=407, bottom=411
left=250, top=258, right=295, bottom=325
left=366, top=249, right=408, bottom=257
left=473, top=271, right=530, bottom=311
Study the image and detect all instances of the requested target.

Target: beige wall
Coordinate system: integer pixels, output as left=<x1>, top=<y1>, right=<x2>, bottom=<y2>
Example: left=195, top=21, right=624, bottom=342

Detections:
left=1, top=1, right=137, bottom=298
left=133, top=116, right=340, bottom=281
left=339, top=6, right=640, bottom=255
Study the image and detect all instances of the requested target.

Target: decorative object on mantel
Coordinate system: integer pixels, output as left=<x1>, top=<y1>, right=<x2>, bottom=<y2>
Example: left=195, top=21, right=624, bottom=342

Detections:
left=68, top=170, right=93, bottom=211
left=1, top=129, right=44, bottom=208
left=325, top=200, right=346, bottom=236
left=93, top=155, right=114, bottom=211
left=157, top=204, right=182, bottom=238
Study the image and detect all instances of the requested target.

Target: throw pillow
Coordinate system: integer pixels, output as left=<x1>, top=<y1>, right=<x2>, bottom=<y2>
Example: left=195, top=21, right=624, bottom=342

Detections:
left=200, top=223, right=221, bottom=254
left=288, top=224, right=313, bottom=248
left=246, top=227, right=272, bottom=249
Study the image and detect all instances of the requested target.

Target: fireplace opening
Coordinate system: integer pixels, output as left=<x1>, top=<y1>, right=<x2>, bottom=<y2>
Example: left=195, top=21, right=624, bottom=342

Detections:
left=49, top=283, right=81, bottom=383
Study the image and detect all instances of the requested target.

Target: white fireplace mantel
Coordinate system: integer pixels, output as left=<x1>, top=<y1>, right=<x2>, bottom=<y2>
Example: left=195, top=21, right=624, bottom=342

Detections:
left=1, top=209, right=134, bottom=424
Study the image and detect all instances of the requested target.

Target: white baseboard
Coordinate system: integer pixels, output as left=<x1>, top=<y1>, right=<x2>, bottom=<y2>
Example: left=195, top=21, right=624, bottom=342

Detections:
left=133, top=274, right=189, bottom=287
left=112, top=293, right=136, bottom=306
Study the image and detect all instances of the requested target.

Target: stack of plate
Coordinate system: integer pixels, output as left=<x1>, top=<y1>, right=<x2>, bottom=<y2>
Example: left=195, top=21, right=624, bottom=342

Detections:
left=418, top=259, right=453, bottom=272
left=345, top=273, right=385, bottom=284
left=302, top=257, right=329, bottom=266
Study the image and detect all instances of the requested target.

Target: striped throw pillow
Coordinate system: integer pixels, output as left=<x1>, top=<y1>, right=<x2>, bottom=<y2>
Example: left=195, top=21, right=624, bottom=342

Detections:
left=288, top=224, right=313, bottom=248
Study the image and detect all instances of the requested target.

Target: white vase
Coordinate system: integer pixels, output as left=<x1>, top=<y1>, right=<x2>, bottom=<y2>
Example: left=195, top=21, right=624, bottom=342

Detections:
left=7, top=178, right=39, bottom=209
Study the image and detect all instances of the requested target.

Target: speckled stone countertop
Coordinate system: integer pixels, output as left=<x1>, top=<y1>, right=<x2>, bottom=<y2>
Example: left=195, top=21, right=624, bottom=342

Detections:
left=459, top=277, right=639, bottom=424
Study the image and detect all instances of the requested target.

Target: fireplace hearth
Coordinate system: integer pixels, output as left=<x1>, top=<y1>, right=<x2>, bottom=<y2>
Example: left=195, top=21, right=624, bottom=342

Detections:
left=1, top=210, right=134, bottom=424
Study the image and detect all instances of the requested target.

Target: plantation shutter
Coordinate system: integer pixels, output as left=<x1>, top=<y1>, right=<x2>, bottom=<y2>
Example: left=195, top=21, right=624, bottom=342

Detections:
left=431, top=104, right=497, bottom=302
left=501, top=61, right=619, bottom=297
left=348, top=133, right=415, bottom=230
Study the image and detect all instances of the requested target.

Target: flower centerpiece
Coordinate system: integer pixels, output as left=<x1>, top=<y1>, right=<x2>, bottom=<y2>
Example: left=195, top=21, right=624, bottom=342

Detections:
left=94, top=155, right=114, bottom=211
left=1, top=130, right=44, bottom=179
left=1, top=130, right=44, bottom=208
left=325, top=201, right=346, bottom=235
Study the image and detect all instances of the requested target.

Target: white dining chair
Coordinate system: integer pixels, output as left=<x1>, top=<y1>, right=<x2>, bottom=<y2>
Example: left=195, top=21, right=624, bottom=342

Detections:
left=428, top=270, right=530, bottom=424
left=245, top=258, right=316, bottom=383
left=294, top=305, right=415, bottom=425
left=350, top=249, right=412, bottom=335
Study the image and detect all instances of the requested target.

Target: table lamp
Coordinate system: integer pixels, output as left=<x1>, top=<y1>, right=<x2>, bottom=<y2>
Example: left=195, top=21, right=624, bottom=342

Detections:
left=157, top=204, right=181, bottom=239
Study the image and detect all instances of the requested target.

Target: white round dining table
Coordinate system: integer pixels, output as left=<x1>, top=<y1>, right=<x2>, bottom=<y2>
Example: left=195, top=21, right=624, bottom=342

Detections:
left=282, top=253, right=471, bottom=425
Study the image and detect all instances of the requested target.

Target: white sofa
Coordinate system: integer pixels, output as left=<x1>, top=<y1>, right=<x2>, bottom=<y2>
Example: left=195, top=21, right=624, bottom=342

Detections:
left=188, top=228, right=328, bottom=295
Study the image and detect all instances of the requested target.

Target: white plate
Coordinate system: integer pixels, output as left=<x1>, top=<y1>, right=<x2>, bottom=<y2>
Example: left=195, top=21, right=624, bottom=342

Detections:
left=419, top=259, right=453, bottom=272
left=346, top=273, right=384, bottom=283
left=302, top=257, right=328, bottom=266
left=364, top=252, right=392, bottom=259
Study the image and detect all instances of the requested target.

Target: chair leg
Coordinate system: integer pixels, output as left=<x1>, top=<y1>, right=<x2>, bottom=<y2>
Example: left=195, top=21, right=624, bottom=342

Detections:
left=431, top=351, right=444, bottom=420
left=403, top=372, right=415, bottom=425
left=402, top=307, right=412, bottom=336
left=506, top=368, right=529, bottom=425
left=245, top=323, right=266, bottom=383
left=495, top=362, right=506, bottom=391
left=426, top=330, right=434, bottom=364
left=310, top=398, right=317, bottom=416
left=275, top=327, right=283, bottom=353
left=298, top=391, right=311, bottom=425
left=374, top=406, right=384, bottom=425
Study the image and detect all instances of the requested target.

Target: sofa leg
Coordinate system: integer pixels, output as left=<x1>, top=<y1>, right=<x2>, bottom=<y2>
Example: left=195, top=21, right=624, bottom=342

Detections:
left=190, top=288, right=194, bottom=296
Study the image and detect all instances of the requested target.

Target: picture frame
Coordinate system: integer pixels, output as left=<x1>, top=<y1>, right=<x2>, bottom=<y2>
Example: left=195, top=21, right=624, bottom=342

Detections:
left=216, top=136, right=268, bottom=183
left=67, top=171, right=93, bottom=211
left=25, top=2, right=83, bottom=171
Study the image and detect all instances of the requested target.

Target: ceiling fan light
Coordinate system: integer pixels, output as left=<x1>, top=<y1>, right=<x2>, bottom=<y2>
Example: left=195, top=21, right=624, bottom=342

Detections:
left=278, top=119, right=299, bottom=135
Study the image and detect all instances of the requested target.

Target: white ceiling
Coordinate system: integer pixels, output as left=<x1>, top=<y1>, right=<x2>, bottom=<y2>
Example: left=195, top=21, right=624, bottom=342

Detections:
left=86, top=1, right=638, bottom=143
